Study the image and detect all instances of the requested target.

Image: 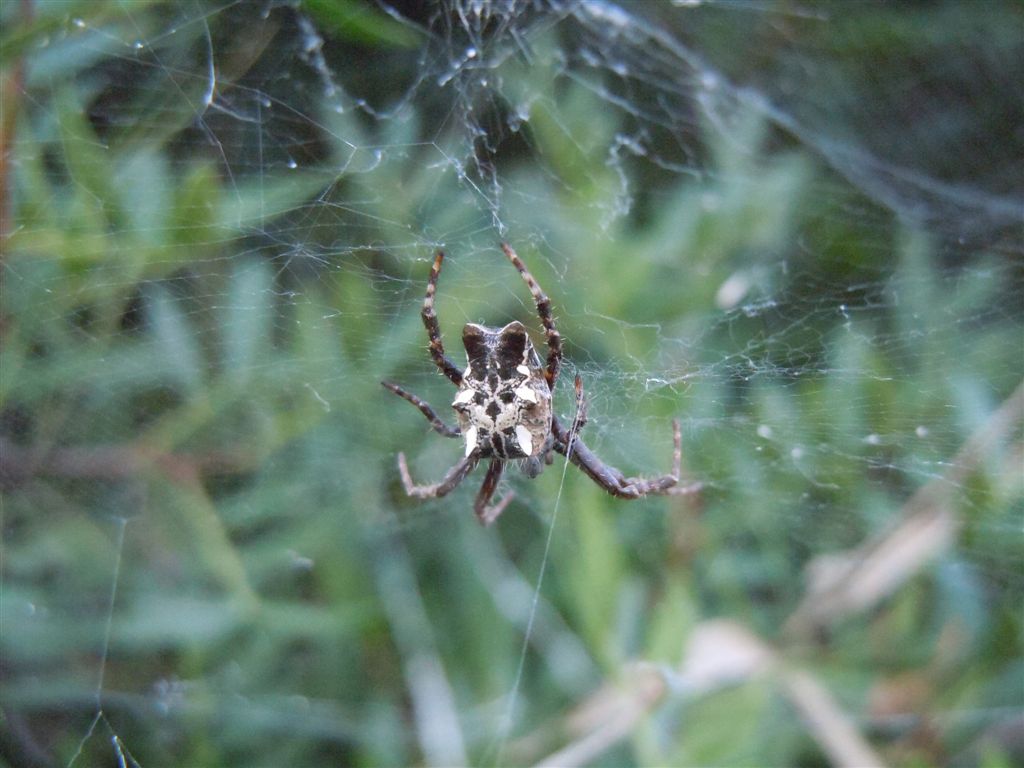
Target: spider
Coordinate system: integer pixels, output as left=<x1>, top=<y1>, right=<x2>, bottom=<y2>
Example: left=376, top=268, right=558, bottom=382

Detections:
left=381, top=243, right=695, bottom=525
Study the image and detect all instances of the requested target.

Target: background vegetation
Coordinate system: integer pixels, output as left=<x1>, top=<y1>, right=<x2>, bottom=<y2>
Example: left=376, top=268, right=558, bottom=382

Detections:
left=2, top=1, right=1021, bottom=766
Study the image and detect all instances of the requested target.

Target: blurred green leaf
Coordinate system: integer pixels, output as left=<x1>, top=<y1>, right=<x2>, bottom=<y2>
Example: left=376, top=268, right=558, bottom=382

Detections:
left=222, top=261, right=275, bottom=384
left=220, top=172, right=336, bottom=230
left=55, top=88, right=126, bottom=233
left=146, top=284, right=205, bottom=395
left=302, top=0, right=422, bottom=49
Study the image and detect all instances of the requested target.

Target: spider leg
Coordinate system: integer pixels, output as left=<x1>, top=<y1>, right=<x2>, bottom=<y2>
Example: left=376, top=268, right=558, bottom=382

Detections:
left=381, top=380, right=460, bottom=437
left=397, top=452, right=476, bottom=499
left=553, top=412, right=700, bottom=498
left=501, top=243, right=562, bottom=390
left=474, top=459, right=515, bottom=526
left=571, top=374, right=588, bottom=430
left=421, top=250, right=464, bottom=385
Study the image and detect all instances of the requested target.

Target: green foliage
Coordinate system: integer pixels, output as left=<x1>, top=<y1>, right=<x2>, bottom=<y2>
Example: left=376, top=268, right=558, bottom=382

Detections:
left=302, top=0, right=422, bottom=49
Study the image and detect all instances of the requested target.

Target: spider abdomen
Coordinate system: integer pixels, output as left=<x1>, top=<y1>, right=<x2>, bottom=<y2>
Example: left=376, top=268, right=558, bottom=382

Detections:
left=453, top=321, right=552, bottom=460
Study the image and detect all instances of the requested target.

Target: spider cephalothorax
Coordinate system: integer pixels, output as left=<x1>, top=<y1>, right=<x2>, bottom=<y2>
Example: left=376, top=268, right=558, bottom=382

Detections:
left=382, top=243, right=696, bottom=526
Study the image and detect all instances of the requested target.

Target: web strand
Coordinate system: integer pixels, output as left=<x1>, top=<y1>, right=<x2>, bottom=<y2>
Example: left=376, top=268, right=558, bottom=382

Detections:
left=67, top=517, right=136, bottom=768
left=490, top=376, right=589, bottom=767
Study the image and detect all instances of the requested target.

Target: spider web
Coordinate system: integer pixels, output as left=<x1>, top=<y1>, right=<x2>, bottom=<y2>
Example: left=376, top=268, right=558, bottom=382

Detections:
left=2, top=1, right=1022, bottom=766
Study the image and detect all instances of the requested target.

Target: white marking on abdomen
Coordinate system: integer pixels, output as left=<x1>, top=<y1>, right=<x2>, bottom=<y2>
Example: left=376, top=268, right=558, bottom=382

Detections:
left=514, top=384, right=537, bottom=403
left=515, top=424, right=533, bottom=456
